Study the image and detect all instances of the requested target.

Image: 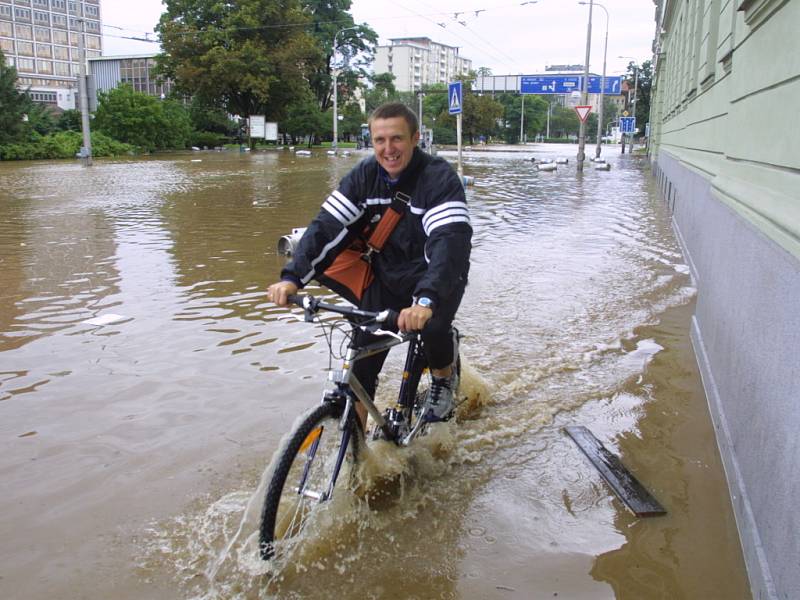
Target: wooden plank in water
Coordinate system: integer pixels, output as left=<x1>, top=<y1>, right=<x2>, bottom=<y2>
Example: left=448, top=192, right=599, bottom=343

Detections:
left=564, top=425, right=666, bottom=517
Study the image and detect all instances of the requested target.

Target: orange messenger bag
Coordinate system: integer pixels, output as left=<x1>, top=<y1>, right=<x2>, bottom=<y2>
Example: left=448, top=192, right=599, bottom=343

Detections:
left=320, top=192, right=409, bottom=304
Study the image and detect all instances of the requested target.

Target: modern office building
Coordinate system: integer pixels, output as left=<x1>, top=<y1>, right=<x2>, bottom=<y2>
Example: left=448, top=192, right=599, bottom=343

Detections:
left=0, top=0, right=101, bottom=110
left=649, top=2, right=799, bottom=599
left=88, top=54, right=173, bottom=106
left=373, top=37, right=472, bottom=92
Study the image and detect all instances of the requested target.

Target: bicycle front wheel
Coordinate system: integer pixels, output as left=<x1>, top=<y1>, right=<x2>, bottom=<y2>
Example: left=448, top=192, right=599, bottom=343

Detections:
left=259, top=401, right=359, bottom=560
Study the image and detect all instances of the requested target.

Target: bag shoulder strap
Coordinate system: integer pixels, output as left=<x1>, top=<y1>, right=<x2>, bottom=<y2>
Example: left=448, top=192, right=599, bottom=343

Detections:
left=366, top=192, right=409, bottom=252
left=366, top=152, right=429, bottom=253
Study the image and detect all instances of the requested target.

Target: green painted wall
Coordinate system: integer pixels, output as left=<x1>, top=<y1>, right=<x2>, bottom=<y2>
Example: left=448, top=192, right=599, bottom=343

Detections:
left=650, top=0, right=799, bottom=259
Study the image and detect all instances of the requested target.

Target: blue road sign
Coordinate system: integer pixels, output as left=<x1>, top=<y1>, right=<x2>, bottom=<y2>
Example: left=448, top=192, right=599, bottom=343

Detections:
left=448, top=81, right=463, bottom=115
left=587, top=76, right=624, bottom=94
left=520, top=75, right=581, bottom=94
left=620, top=116, right=636, bottom=134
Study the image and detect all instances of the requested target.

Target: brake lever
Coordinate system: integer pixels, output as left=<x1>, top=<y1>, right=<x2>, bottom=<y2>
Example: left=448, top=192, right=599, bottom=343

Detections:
left=360, top=325, right=404, bottom=341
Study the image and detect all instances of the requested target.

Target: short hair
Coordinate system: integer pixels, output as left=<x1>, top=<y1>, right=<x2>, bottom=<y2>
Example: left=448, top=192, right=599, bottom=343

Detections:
left=368, top=102, right=419, bottom=136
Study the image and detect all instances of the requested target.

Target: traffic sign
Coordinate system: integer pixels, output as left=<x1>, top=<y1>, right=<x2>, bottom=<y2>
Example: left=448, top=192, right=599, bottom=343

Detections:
left=586, top=75, right=624, bottom=94
left=575, top=105, right=592, bottom=123
left=620, top=116, right=636, bottom=134
left=448, top=81, right=463, bottom=115
left=521, top=75, right=581, bottom=94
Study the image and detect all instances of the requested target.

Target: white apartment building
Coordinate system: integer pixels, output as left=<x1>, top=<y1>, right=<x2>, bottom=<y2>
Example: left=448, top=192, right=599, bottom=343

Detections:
left=374, top=37, right=472, bottom=92
left=0, top=0, right=102, bottom=110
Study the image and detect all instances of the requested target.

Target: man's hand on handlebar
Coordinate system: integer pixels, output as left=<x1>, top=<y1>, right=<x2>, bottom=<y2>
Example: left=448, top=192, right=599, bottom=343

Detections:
left=267, top=281, right=298, bottom=306
left=397, top=304, right=432, bottom=333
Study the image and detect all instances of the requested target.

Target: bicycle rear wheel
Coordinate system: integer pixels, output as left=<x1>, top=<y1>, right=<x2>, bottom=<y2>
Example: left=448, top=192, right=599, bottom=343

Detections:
left=259, top=401, right=359, bottom=560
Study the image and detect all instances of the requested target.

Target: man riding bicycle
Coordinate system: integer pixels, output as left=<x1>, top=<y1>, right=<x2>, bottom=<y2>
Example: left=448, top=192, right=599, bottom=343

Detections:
left=267, top=102, right=471, bottom=423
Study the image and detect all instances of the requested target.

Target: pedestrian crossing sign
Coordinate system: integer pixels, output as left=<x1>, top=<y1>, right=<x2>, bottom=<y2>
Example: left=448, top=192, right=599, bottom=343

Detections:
left=448, top=81, right=463, bottom=115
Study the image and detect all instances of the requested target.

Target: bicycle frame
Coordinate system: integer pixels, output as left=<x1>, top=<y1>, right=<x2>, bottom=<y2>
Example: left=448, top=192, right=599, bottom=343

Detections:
left=289, top=294, right=431, bottom=502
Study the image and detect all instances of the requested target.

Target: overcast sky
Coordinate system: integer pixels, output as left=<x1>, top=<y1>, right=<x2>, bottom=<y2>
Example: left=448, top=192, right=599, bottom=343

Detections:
left=101, top=0, right=656, bottom=76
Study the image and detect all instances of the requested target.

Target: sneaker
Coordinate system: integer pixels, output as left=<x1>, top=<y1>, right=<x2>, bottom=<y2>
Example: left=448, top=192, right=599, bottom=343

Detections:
left=422, top=371, right=458, bottom=422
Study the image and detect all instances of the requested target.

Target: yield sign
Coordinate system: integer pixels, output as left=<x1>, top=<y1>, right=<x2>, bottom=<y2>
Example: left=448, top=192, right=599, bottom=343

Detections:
left=574, top=105, right=592, bottom=123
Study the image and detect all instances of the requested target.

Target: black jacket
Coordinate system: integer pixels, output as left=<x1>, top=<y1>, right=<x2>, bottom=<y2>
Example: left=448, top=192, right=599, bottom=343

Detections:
left=281, top=148, right=472, bottom=306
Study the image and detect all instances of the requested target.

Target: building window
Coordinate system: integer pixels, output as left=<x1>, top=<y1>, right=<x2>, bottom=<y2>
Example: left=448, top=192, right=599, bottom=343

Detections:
left=17, top=57, right=35, bottom=72
left=15, top=24, right=33, bottom=39
left=17, top=40, right=34, bottom=55
left=54, top=60, right=70, bottom=75
left=85, top=4, right=98, bottom=17
left=53, top=45, right=68, bottom=59
left=53, top=29, right=67, bottom=44
left=0, top=38, right=13, bottom=53
left=30, top=91, right=58, bottom=103
left=85, top=20, right=99, bottom=32
left=37, top=59, right=52, bottom=73
left=33, top=0, right=50, bottom=7
left=34, top=10, right=49, bottom=24
left=52, top=0, right=66, bottom=10
left=0, top=5, right=11, bottom=18
left=0, top=20, right=11, bottom=36
left=36, top=43, right=52, bottom=57
left=52, top=13, right=67, bottom=28
left=35, top=26, right=51, bottom=41
left=14, top=7, right=32, bottom=22
left=86, top=34, right=99, bottom=49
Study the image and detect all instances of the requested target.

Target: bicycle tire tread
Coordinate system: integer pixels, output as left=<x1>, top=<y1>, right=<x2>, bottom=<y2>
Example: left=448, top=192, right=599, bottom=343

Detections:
left=259, top=402, right=339, bottom=559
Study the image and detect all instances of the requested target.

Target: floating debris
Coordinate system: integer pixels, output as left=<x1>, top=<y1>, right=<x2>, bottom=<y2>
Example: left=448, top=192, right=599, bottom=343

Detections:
left=83, top=314, right=129, bottom=326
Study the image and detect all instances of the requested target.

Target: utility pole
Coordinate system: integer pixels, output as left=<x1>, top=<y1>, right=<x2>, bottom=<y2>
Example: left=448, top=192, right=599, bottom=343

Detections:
left=592, top=2, right=609, bottom=158
left=520, top=93, right=525, bottom=144
left=577, top=0, right=593, bottom=172
left=76, top=18, right=92, bottom=166
left=629, top=65, right=639, bottom=154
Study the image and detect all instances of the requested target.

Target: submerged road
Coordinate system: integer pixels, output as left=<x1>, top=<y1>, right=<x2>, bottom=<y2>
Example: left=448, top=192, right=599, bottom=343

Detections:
left=0, top=146, right=750, bottom=599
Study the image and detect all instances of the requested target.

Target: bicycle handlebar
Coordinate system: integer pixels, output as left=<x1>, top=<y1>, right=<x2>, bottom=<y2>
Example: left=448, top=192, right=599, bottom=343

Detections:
left=287, top=294, right=399, bottom=331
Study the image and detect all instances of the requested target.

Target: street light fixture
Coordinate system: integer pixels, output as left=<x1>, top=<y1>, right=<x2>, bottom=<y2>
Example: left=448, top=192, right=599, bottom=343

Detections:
left=580, top=1, right=608, bottom=158
left=332, top=25, right=360, bottom=154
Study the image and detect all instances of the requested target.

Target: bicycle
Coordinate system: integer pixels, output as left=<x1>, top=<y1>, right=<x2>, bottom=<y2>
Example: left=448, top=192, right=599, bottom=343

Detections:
left=259, top=293, right=461, bottom=561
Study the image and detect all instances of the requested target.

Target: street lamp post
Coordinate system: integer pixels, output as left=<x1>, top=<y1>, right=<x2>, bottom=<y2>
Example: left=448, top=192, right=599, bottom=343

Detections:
left=619, top=56, right=639, bottom=154
left=577, top=0, right=593, bottom=172
left=332, top=26, right=359, bottom=154
left=581, top=1, right=609, bottom=158
left=76, top=18, right=92, bottom=166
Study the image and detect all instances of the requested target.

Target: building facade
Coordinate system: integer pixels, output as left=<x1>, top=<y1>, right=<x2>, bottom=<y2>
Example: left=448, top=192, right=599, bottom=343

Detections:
left=0, top=0, right=102, bottom=110
left=88, top=54, right=173, bottom=106
left=373, top=37, right=472, bottom=92
left=648, top=1, right=799, bottom=599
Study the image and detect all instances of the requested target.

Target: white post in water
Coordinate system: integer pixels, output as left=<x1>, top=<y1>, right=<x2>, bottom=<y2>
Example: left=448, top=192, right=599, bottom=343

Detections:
left=457, top=112, right=463, bottom=176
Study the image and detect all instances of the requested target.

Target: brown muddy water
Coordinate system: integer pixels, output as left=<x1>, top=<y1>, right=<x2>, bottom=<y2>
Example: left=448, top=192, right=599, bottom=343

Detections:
left=0, top=147, right=750, bottom=599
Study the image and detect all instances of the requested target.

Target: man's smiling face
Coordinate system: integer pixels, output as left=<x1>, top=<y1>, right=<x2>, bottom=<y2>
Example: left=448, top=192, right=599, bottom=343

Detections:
left=370, top=116, right=420, bottom=180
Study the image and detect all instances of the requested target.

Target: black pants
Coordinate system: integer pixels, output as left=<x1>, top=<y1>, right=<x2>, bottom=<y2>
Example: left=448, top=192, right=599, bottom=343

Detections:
left=351, top=278, right=465, bottom=400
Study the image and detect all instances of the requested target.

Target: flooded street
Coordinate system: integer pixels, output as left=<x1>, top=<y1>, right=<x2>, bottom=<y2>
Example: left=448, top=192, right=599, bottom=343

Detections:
left=0, top=147, right=750, bottom=599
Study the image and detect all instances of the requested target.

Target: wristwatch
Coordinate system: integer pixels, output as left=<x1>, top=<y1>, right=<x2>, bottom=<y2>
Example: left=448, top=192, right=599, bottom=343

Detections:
left=415, top=296, right=434, bottom=310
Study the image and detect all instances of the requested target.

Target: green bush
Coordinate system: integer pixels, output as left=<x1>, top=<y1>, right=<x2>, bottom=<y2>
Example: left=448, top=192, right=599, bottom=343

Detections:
left=190, top=131, right=226, bottom=148
left=0, top=131, right=134, bottom=160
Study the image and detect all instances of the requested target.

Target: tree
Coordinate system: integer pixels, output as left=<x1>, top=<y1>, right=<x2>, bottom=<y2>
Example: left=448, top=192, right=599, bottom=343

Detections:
left=463, top=92, right=503, bottom=144
left=57, top=109, right=82, bottom=132
left=188, top=97, right=237, bottom=136
left=283, top=94, right=328, bottom=145
left=365, top=72, right=397, bottom=113
left=156, top=0, right=321, bottom=123
left=625, top=59, right=653, bottom=130
left=0, top=49, right=32, bottom=144
left=94, top=84, right=190, bottom=151
left=25, top=101, right=57, bottom=137
left=303, top=0, right=378, bottom=111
